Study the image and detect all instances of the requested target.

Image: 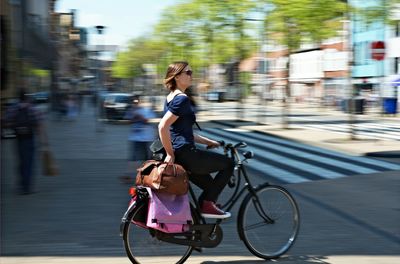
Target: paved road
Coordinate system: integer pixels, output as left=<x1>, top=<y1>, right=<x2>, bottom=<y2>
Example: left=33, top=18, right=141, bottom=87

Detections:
left=1, top=98, right=399, bottom=264
left=199, top=126, right=400, bottom=184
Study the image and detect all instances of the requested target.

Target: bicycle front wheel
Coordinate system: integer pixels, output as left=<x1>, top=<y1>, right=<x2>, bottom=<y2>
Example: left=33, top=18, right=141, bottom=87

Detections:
left=122, top=202, right=197, bottom=264
left=238, top=184, right=300, bottom=259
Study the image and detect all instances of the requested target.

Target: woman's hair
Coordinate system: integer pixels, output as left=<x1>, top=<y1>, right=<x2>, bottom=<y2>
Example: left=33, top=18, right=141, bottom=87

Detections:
left=163, top=61, right=188, bottom=91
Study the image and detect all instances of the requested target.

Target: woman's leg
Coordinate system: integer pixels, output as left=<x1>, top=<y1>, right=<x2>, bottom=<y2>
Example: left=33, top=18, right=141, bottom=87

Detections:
left=175, top=146, right=234, bottom=203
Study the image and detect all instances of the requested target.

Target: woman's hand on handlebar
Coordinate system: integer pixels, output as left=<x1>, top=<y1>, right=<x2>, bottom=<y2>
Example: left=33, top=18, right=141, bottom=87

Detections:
left=164, top=153, right=175, bottom=164
left=206, top=140, right=221, bottom=149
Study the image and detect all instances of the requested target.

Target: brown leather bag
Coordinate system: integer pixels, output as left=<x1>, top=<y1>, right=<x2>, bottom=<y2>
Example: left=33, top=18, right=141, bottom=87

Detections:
left=136, top=160, right=189, bottom=195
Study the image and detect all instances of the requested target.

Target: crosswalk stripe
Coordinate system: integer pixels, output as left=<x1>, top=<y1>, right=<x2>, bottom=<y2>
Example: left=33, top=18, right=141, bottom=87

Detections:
left=235, top=158, right=309, bottom=184
left=321, top=123, right=400, bottom=137
left=240, top=129, right=400, bottom=171
left=203, top=125, right=400, bottom=172
left=356, top=123, right=400, bottom=130
left=198, top=133, right=310, bottom=183
left=295, top=122, right=400, bottom=141
left=355, top=130, right=399, bottom=140
left=212, top=128, right=379, bottom=174
left=203, top=128, right=376, bottom=176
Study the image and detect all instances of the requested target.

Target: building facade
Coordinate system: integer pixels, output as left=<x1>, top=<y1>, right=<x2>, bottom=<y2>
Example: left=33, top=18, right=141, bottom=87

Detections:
left=350, top=0, right=399, bottom=112
left=1, top=0, right=89, bottom=105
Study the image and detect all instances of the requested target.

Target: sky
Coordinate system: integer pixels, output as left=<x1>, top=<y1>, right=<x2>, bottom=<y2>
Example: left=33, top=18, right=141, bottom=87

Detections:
left=56, top=0, right=179, bottom=48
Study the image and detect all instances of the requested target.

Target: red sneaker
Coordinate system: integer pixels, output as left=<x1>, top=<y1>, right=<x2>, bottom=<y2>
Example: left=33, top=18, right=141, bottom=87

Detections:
left=201, top=200, right=231, bottom=219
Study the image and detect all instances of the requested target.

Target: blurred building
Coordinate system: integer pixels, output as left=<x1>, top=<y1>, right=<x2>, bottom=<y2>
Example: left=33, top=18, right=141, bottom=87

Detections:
left=289, top=46, right=324, bottom=103
left=86, top=44, right=119, bottom=92
left=251, top=40, right=347, bottom=104
left=387, top=19, right=400, bottom=102
left=289, top=40, right=349, bottom=105
left=351, top=0, right=385, bottom=100
left=265, top=46, right=288, bottom=101
left=1, top=0, right=89, bottom=106
left=321, top=40, right=349, bottom=106
left=350, top=0, right=399, bottom=112
left=1, top=0, right=57, bottom=99
left=236, top=1, right=399, bottom=112
left=54, top=10, right=88, bottom=92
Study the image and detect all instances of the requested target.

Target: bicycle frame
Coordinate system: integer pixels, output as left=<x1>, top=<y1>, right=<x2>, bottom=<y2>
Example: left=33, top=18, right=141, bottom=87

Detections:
left=221, top=144, right=275, bottom=224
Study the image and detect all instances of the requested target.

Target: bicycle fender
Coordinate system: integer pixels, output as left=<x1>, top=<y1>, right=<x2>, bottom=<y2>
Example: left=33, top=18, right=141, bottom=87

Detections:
left=119, top=199, right=137, bottom=236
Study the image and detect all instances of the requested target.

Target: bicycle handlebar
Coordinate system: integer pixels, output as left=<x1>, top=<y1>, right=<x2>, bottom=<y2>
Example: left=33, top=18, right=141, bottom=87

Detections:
left=218, top=140, right=247, bottom=151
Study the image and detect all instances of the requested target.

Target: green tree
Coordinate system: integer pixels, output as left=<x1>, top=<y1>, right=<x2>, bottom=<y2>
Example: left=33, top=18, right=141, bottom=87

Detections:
left=361, top=0, right=400, bottom=25
left=153, top=0, right=258, bottom=85
left=112, top=0, right=259, bottom=88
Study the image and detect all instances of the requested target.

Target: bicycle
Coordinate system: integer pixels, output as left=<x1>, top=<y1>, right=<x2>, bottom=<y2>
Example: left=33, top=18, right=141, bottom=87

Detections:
left=120, top=141, right=300, bottom=264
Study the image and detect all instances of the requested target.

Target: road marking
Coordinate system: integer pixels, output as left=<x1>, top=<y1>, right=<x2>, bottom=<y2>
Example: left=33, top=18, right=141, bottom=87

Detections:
left=199, top=127, right=400, bottom=184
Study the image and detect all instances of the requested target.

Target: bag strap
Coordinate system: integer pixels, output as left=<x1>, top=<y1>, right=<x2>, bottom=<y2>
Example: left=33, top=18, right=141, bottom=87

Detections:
left=137, top=160, right=158, bottom=172
left=172, top=164, right=177, bottom=176
left=194, top=121, right=201, bottom=131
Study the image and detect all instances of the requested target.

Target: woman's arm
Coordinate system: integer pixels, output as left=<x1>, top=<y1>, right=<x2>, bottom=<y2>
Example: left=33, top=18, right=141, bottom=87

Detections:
left=194, top=133, right=220, bottom=149
left=158, top=111, right=179, bottom=163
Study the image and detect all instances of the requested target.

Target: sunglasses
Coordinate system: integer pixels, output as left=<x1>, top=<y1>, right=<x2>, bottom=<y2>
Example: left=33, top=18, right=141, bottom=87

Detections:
left=182, top=70, right=193, bottom=77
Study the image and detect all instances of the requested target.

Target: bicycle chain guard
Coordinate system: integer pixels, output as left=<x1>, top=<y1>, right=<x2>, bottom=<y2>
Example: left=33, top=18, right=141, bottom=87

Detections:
left=155, top=224, right=223, bottom=248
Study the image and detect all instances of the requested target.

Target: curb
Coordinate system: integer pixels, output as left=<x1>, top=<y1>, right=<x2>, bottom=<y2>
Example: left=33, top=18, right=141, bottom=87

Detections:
left=365, top=151, right=400, bottom=158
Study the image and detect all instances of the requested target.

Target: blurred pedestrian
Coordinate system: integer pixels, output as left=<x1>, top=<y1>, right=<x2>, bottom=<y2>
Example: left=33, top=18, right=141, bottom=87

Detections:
left=4, top=89, right=48, bottom=194
left=120, top=95, right=156, bottom=183
left=66, top=93, right=78, bottom=120
left=55, top=91, right=67, bottom=120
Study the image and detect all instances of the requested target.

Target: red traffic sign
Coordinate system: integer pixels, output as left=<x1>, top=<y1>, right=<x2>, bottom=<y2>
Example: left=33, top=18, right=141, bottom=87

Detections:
left=371, top=41, right=385, bottom=61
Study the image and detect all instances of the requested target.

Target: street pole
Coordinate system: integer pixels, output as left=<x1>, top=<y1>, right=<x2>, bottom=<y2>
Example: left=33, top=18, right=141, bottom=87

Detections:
left=343, top=1, right=356, bottom=140
left=95, top=25, right=105, bottom=132
left=245, top=17, right=268, bottom=125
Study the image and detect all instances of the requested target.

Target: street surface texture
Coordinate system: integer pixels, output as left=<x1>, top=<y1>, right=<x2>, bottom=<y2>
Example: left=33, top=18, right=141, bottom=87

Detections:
left=1, top=97, right=399, bottom=264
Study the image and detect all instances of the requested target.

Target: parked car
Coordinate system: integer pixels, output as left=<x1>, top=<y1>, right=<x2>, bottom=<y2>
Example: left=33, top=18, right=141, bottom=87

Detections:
left=205, top=87, right=241, bottom=102
left=28, top=91, right=49, bottom=104
left=205, top=91, right=225, bottom=102
left=102, top=93, right=133, bottom=120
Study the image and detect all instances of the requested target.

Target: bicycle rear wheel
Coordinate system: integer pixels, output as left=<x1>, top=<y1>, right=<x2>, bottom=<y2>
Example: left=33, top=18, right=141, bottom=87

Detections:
left=122, top=202, right=198, bottom=264
left=238, top=184, right=300, bottom=259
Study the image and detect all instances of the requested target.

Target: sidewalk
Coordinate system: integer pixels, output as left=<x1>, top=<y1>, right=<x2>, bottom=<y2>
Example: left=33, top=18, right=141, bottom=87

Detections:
left=1, top=98, right=399, bottom=264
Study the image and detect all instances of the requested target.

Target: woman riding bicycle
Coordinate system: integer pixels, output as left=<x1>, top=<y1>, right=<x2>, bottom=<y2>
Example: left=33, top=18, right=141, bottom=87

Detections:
left=158, top=61, right=234, bottom=219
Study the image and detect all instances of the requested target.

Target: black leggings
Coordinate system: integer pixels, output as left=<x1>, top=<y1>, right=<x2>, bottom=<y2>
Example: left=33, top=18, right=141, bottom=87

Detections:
left=175, top=145, right=234, bottom=204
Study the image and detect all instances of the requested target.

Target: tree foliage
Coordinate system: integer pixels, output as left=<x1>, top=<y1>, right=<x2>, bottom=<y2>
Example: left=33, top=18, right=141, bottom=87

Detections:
left=263, top=0, right=346, bottom=51
left=111, top=0, right=352, bottom=81
left=111, top=0, right=258, bottom=80
left=359, top=0, right=400, bottom=26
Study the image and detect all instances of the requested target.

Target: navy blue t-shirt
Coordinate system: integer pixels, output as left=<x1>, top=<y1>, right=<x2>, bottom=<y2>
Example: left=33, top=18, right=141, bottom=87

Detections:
left=164, top=94, right=196, bottom=150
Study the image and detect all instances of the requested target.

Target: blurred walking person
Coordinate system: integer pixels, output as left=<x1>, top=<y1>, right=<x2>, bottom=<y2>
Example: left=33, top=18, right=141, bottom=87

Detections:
left=4, top=89, right=48, bottom=194
left=66, top=93, right=78, bottom=120
left=120, top=95, right=156, bottom=183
